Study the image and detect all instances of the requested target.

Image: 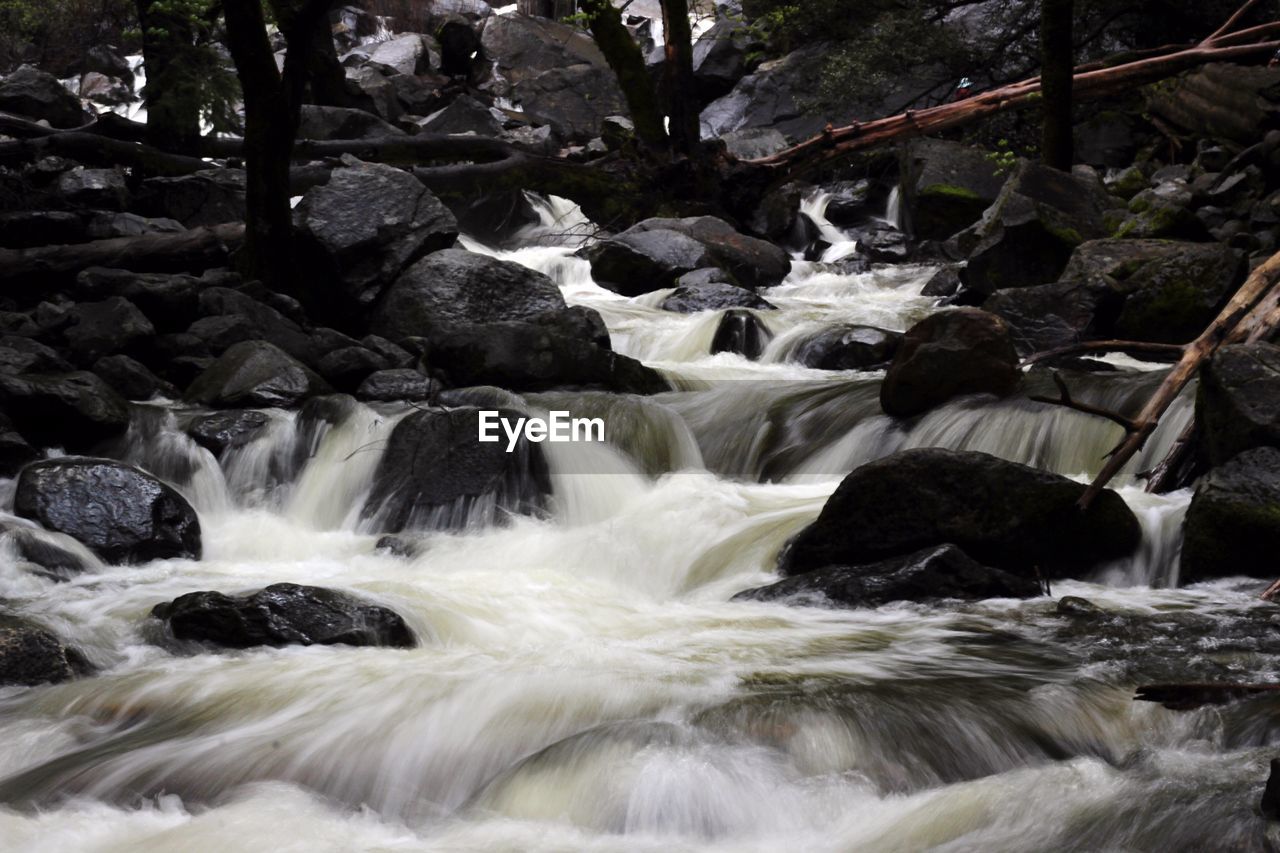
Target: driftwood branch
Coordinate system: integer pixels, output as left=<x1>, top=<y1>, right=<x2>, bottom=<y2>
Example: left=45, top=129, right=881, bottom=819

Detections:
left=1029, top=372, right=1140, bottom=431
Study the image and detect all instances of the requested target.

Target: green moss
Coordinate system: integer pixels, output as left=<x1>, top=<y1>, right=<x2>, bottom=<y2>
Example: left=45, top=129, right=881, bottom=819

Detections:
left=920, top=183, right=983, bottom=201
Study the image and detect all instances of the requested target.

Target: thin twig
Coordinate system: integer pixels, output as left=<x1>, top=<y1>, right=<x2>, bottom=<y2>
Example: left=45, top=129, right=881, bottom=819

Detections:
left=1029, top=372, right=1141, bottom=432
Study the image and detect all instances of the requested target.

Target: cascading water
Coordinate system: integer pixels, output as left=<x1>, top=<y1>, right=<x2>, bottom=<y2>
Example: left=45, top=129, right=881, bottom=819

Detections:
left=3, top=192, right=1277, bottom=852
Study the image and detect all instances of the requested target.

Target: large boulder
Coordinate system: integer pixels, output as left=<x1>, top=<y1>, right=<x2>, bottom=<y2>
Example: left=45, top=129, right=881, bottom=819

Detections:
left=0, top=335, right=71, bottom=375
left=62, top=297, right=155, bottom=365
left=1197, top=343, right=1280, bottom=467
left=362, top=407, right=550, bottom=531
left=183, top=409, right=270, bottom=456
left=735, top=544, right=1041, bottom=608
left=134, top=170, right=246, bottom=227
left=191, top=286, right=317, bottom=364
left=691, top=17, right=755, bottom=103
left=371, top=249, right=566, bottom=339
left=296, top=104, right=406, bottom=140
left=415, top=94, right=503, bottom=136
left=0, top=371, right=130, bottom=451
left=880, top=308, right=1020, bottom=417
left=958, top=161, right=1122, bottom=300
left=56, top=168, right=129, bottom=210
left=185, top=341, right=332, bottom=408
left=584, top=216, right=790, bottom=296
left=368, top=33, right=434, bottom=76
left=0, top=65, right=87, bottom=127
left=294, top=160, right=458, bottom=309
left=901, top=139, right=1007, bottom=240
left=0, top=614, right=82, bottom=687
left=430, top=315, right=668, bottom=394
left=790, top=325, right=902, bottom=371
left=778, top=449, right=1142, bottom=578
left=15, top=457, right=201, bottom=564
left=1181, top=447, right=1280, bottom=584
left=514, top=64, right=628, bottom=140
left=74, top=267, right=207, bottom=332
left=152, top=583, right=416, bottom=649
left=985, top=239, right=1245, bottom=353
left=1115, top=180, right=1211, bottom=241
left=660, top=272, right=775, bottom=313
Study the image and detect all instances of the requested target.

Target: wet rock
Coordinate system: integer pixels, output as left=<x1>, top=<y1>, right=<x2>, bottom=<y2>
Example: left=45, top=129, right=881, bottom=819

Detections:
left=921, top=267, right=962, bottom=298
left=195, top=287, right=316, bottom=364
left=134, top=170, right=246, bottom=228
left=316, top=346, right=388, bottom=391
left=362, top=406, right=550, bottom=531
left=84, top=211, right=185, bottom=240
left=902, top=139, right=1007, bottom=240
left=0, top=65, right=87, bottom=128
left=85, top=45, right=133, bottom=85
left=585, top=216, right=790, bottom=296
left=959, top=161, right=1121, bottom=299
left=1181, top=447, right=1280, bottom=583
left=185, top=341, right=332, bottom=409
left=792, top=325, right=901, bottom=370
left=78, top=72, right=133, bottom=106
left=0, top=613, right=80, bottom=687
left=430, top=315, right=667, bottom=393
left=15, top=456, right=201, bottom=564
left=416, top=94, right=502, bottom=136
left=62, top=297, right=155, bottom=365
left=152, top=583, right=416, bottom=649
left=0, top=371, right=130, bottom=452
left=880, top=308, right=1019, bottom=417
left=295, top=160, right=458, bottom=310
left=1055, top=595, right=1105, bottom=617
left=374, top=534, right=418, bottom=558
left=699, top=45, right=828, bottom=142
left=345, top=66, right=401, bottom=121
left=357, top=368, right=439, bottom=402
left=735, top=545, right=1041, bottom=607
left=0, top=523, right=93, bottom=580
left=0, top=335, right=71, bottom=375
left=56, top=168, right=129, bottom=211
left=184, top=409, right=270, bottom=456
left=515, top=64, right=628, bottom=141
left=661, top=273, right=775, bottom=313
left=779, top=448, right=1141, bottom=579
left=436, top=14, right=482, bottom=77
left=710, top=309, right=772, bottom=360
left=692, top=17, right=754, bottom=103
left=986, top=239, right=1244, bottom=353
left=296, top=104, right=405, bottom=140
left=92, top=355, right=177, bottom=400
left=371, top=249, right=565, bottom=340
left=1197, top=343, right=1280, bottom=467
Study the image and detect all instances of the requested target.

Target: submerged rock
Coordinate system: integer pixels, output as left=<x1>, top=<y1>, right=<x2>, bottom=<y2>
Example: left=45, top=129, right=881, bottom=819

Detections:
left=185, top=341, right=332, bottom=408
left=791, top=325, right=901, bottom=370
left=710, top=310, right=772, bottom=360
left=0, top=613, right=82, bottom=687
left=661, top=274, right=775, bottom=314
left=184, top=409, right=270, bottom=456
left=362, top=406, right=550, bottom=531
left=1181, top=447, right=1280, bottom=584
left=0, top=523, right=93, bottom=580
left=880, top=308, right=1019, bottom=417
left=15, top=457, right=201, bottom=564
left=778, top=448, right=1141, bottom=579
left=735, top=544, right=1041, bottom=607
left=152, top=583, right=416, bottom=649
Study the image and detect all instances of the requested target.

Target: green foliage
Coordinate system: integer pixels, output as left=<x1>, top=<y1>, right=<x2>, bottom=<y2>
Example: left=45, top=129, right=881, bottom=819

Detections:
left=0, top=0, right=137, bottom=73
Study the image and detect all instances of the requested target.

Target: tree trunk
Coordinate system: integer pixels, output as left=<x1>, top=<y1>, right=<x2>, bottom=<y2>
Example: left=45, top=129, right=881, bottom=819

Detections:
left=581, top=0, right=669, bottom=151
left=135, top=0, right=201, bottom=152
left=1040, top=0, right=1075, bottom=170
left=307, top=13, right=355, bottom=107
left=661, top=0, right=700, bottom=156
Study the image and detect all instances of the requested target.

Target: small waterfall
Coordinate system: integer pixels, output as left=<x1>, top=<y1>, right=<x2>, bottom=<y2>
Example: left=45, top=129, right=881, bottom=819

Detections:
left=882, top=186, right=902, bottom=229
left=798, top=191, right=860, bottom=263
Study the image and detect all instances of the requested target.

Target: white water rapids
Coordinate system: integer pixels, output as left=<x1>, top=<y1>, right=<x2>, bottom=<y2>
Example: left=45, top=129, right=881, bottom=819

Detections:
left=2, top=193, right=1278, bottom=852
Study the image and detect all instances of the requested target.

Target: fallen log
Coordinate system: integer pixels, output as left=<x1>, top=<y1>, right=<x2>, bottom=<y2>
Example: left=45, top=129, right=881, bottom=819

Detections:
left=0, top=223, right=245, bottom=288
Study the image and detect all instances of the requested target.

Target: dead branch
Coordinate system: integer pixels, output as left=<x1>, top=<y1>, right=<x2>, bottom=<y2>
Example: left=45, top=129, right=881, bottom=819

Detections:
left=1029, top=372, right=1140, bottom=431
left=1021, top=340, right=1187, bottom=367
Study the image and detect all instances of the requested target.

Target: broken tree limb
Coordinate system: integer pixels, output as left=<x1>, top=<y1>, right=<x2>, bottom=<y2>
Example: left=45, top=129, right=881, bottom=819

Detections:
left=1029, top=372, right=1141, bottom=431
left=1034, top=250, right=1280, bottom=509
left=0, top=223, right=245, bottom=288
left=1020, top=340, right=1187, bottom=367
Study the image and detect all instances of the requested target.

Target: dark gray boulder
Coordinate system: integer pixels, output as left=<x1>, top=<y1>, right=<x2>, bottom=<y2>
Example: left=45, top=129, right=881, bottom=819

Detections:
left=152, top=583, right=416, bottom=649
left=1181, top=447, right=1280, bottom=584
left=0, top=371, right=130, bottom=451
left=661, top=273, right=776, bottom=313
left=56, top=168, right=129, bottom=210
left=362, top=406, right=550, bottom=531
left=195, top=286, right=317, bottom=364
left=368, top=33, right=433, bottom=75
left=691, top=17, right=755, bottom=103
left=735, top=545, right=1041, bottom=607
left=62, top=297, right=155, bottom=365
left=416, top=94, right=502, bottom=136
left=296, top=104, right=406, bottom=140
left=15, top=456, right=201, bottom=564
left=0, top=335, right=72, bottom=375
left=778, top=448, right=1141, bottom=579
left=791, top=325, right=902, bottom=370
left=959, top=161, right=1122, bottom=299
left=92, top=355, right=178, bottom=400
left=184, top=409, right=270, bottom=456
left=710, top=309, right=772, bottom=360
left=74, top=268, right=206, bottom=331
left=357, top=368, right=440, bottom=402
left=0, top=65, right=87, bottom=127
left=134, top=169, right=246, bottom=228
left=1197, top=343, right=1280, bottom=467
left=0, top=523, right=93, bottom=580
left=316, top=346, right=389, bottom=391
left=294, top=160, right=458, bottom=309
left=0, top=613, right=82, bottom=687
left=902, top=139, right=1007, bottom=240
left=371, top=249, right=566, bottom=340
left=880, top=308, right=1020, bottom=417
left=185, top=341, right=332, bottom=408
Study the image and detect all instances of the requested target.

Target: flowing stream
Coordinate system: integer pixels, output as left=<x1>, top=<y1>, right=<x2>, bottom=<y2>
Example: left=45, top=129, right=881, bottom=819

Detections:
left=1, top=194, right=1277, bottom=852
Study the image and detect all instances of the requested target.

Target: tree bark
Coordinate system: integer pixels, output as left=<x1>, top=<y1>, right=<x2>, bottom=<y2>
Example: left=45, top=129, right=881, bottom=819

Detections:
left=661, top=0, right=700, bottom=156
left=580, top=0, right=669, bottom=150
left=1040, top=0, right=1075, bottom=170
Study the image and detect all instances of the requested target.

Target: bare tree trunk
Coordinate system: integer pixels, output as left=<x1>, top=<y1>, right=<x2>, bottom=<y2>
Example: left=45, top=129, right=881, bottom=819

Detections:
left=580, top=0, right=669, bottom=150
left=1040, top=0, right=1075, bottom=170
left=661, top=0, right=700, bottom=156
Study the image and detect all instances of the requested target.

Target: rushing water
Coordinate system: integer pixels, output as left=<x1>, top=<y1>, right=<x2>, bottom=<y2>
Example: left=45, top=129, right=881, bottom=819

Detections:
left=2, top=193, right=1277, bottom=852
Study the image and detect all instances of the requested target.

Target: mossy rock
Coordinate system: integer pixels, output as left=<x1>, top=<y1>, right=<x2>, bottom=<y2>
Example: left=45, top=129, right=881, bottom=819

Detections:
left=1182, top=447, right=1280, bottom=583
